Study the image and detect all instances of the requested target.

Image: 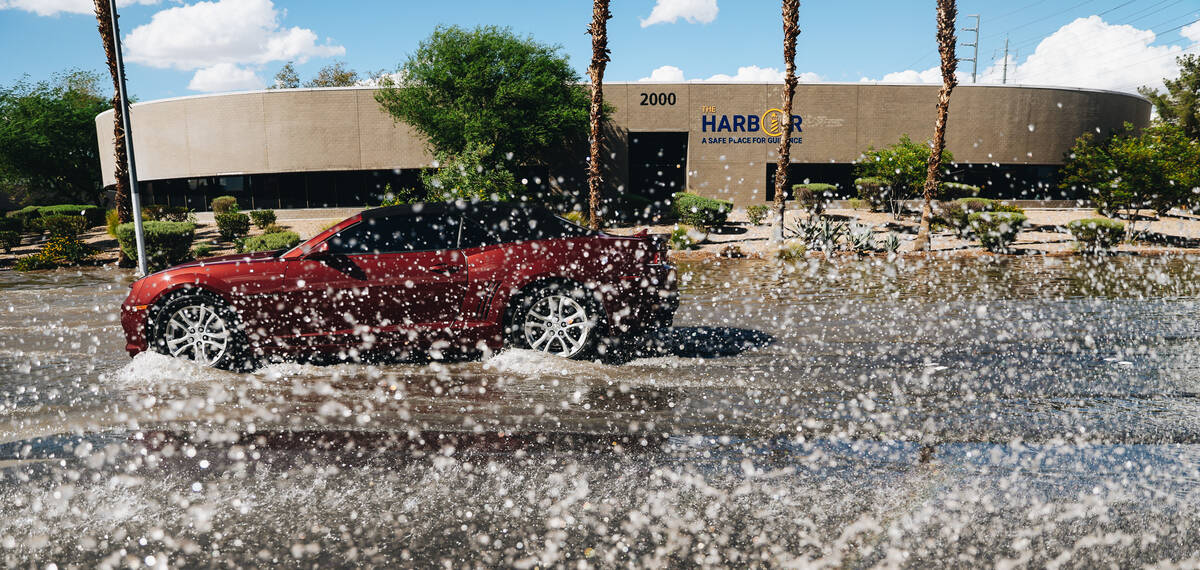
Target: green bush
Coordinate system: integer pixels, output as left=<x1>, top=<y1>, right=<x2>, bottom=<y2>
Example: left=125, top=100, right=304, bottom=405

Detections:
left=143, top=204, right=190, bottom=222
left=668, top=225, right=700, bottom=250
left=13, top=235, right=94, bottom=271
left=941, top=182, right=981, bottom=199
left=116, top=221, right=196, bottom=272
left=249, top=209, right=277, bottom=229
left=37, top=205, right=104, bottom=226
left=7, top=206, right=40, bottom=225
left=0, top=230, right=20, bottom=253
left=262, top=223, right=288, bottom=234
left=106, top=209, right=120, bottom=237
left=1068, top=218, right=1125, bottom=252
left=746, top=205, right=770, bottom=226
left=192, top=243, right=215, bottom=258
left=792, top=183, right=837, bottom=215
left=968, top=212, right=1027, bottom=253
left=211, top=195, right=239, bottom=214
left=39, top=214, right=89, bottom=238
left=215, top=212, right=251, bottom=241
left=938, top=198, right=1026, bottom=236
left=854, top=177, right=891, bottom=213
left=671, top=192, right=731, bottom=230
left=774, top=240, right=807, bottom=261
left=846, top=198, right=869, bottom=210
left=238, top=231, right=301, bottom=253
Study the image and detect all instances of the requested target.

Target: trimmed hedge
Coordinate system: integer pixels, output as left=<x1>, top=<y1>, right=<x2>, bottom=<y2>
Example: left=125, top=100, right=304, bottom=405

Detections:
left=671, top=192, right=732, bottom=229
left=37, top=205, right=104, bottom=226
left=238, top=231, right=301, bottom=253
left=39, top=215, right=89, bottom=238
left=1068, top=218, right=1124, bottom=252
left=793, top=183, right=836, bottom=215
left=968, top=212, right=1027, bottom=253
left=941, top=182, right=981, bottom=199
left=249, top=209, right=277, bottom=229
left=143, top=204, right=190, bottom=222
left=211, top=195, right=238, bottom=214
left=746, top=205, right=770, bottom=226
left=116, top=221, right=196, bottom=272
left=215, top=212, right=251, bottom=240
left=854, top=177, right=890, bottom=212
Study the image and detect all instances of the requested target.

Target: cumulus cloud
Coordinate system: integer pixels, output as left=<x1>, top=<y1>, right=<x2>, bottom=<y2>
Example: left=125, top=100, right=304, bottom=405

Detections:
left=0, top=0, right=158, bottom=17
left=124, top=0, right=344, bottom=92
left=187, top=63, right=264, bottom=92
left=639, top=64, right=820, bottom=83
left=640, top=0, right=717, bottom=27
left=863, top=16, right=1199, bottom=93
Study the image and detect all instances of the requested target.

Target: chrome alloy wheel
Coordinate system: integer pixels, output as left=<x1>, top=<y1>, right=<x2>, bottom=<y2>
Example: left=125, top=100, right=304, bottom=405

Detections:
left=162, top=303, right=232, bottom=365
left=522, top=294, right=594, bottom=358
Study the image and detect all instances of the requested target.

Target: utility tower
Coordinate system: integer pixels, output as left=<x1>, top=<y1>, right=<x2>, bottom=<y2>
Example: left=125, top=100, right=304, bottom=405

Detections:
left=961, top=14, right=980, bottom=83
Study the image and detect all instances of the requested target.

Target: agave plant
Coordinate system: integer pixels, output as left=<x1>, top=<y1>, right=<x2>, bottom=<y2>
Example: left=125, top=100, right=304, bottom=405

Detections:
left=848, top=224, right=876, bottom=254
left=883, top=232, right=902, bottom=254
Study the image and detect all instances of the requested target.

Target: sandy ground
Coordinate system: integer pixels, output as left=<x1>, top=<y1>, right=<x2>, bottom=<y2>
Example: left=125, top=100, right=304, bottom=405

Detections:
left=3, top=205, right=1199, bottom=268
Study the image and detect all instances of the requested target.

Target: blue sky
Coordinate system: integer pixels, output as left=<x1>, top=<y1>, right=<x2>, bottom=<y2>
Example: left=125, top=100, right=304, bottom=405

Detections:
left=1, top=0, right=1197, bottom=100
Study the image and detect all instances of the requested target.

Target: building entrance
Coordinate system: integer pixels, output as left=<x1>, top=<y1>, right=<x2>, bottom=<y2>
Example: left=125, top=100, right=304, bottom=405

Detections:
left=628, top=132, right=688, bottom=203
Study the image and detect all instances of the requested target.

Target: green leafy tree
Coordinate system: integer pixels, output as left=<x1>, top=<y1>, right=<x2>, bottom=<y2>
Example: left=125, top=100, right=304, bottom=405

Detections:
left=420, top=142, right=524, bottom=201
left=855, top=134, right=954, bottom=219
left=304, top=61, right=360, bottom=88
left=1139, top=54, right=1200, bottom=140
left=0, top=70, right=109, bottom=207
left=1061, top=122, right=1200, bottom=233
left=375, top=25, right=592, bottom=197
left=270, top=61, right=300, bottom=89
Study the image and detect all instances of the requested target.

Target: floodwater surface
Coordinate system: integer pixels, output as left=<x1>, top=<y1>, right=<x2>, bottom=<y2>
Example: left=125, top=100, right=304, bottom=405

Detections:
left=2, top=255, right=1200, bottom=567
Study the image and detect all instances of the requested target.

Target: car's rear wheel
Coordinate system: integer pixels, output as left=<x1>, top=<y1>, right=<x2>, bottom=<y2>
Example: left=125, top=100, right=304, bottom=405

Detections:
left=149, top=292, right=248, bottom=370
left=509, top=284, right=602, bottom=359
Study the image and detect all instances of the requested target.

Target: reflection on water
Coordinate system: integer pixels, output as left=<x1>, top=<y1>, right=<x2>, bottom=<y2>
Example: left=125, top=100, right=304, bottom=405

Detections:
left=2, top=256, right=1200, bottom=565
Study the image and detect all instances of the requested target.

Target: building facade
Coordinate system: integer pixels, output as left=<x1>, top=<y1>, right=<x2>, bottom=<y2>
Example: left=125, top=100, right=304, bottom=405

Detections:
left=96, top=83, right=1151, bottom=210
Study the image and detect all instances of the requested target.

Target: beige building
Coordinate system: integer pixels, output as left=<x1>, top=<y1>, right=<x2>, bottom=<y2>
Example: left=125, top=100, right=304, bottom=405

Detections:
left=96, top=83, right=1150, bottom=210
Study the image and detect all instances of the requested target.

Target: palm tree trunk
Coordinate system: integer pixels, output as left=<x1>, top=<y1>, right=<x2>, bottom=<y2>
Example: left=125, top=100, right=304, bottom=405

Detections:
left=586, top=0, right=612, bottom=230
left=771, top=0, right=801, bottom=242
left=913, top=0, right=958, bottom=252
left=94, top=0, right=132, bottom=266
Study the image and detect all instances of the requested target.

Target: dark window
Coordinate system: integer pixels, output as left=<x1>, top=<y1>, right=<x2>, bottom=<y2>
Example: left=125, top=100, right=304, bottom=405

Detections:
left=460, top=205, right=590, bottom=248
left=327, top=213, right=460, bottom=254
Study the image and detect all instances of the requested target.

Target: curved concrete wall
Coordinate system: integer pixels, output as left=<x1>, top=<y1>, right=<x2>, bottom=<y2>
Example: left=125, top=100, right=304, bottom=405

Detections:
left=97, top=83, right=1150, bottom=204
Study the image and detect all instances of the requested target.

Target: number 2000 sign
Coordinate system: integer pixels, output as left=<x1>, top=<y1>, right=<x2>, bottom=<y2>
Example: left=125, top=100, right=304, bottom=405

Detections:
left=640, top=92, right=676, bottom=106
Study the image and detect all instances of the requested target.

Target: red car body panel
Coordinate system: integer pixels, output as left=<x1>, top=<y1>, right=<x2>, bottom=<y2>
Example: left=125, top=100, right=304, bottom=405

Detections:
left=121, top=203, right=677, bottom=359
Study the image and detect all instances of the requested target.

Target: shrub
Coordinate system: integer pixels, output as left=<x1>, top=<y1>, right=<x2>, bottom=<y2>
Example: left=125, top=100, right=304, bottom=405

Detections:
left=238, top=231, right=301, bottom=253
left=938, top=199, right=1026, bottom=237
left=261, top=223, right=287, bottom=234
left=14, top=235, right=94, bottom=271
left=792, top=183, right=837, bottom=216
left=39, top=214, right=89, bottom=238
left=192, top=243, right=215, bottom=258
left=211, top=195, right=239, bottom=214
left=1068, top=218, right=1125, bottom=252
left=968, top=212, right=1027, bottom=253
left=249, top=209, right=277, bottom=229
left=854, top=177, right=891, bottom=213
left=671, top=192, right=731, bottom=230
left=215, top=212, right=251, bottom=241
left=846, top=198, right=868, bottom=210
left=774, top=240, right=806, bottom=261
left=37, top=205, right=104, bottom=226
left=941, top=182, right=981, bottom=199
left=143, top=204, right=190, bottom=222
left=0, top=230, right=20, bottom=253
left=8, top=206, right=40, bottom=225
left=668, top=225, right=699, bottom=250
left=746, top=205, right=770, bottom=226
left=106, top=209, right=120, bottom=237
left=116, top=221, right=195, bottom=272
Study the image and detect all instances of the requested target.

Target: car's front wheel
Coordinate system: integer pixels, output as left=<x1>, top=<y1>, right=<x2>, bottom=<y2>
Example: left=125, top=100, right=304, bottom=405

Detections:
left=508, top=284, right=603, bottom=359
left=149, top=292, right=248, bottom=370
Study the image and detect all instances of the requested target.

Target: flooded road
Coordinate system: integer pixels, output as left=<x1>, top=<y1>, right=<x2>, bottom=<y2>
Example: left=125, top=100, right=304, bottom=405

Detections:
left=3, top=256, right=1200, bottom=566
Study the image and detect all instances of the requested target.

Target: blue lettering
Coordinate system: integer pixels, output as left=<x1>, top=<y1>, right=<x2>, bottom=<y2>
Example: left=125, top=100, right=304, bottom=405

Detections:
left=717, top=115, right=731, bottom=132
left=748, top=115, right=760, bottom=132
left=701, top=115, right=717, bottom=132
left=732, top=115, right=746, bottom=132
left=792, top=115, right=803, bottom=132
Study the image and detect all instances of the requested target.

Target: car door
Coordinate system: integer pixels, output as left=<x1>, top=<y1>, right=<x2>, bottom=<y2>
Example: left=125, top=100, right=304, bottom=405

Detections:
left=280, top=210, right=468, bottom=345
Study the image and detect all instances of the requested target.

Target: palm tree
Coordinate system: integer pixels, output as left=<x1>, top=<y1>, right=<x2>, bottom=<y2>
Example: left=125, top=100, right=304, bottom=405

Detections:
left=913, top=0, right=958, bottom=251
left=772, top=0, right=801, bottom=242
left=93, top=0, right=132, bottom=265
left=586, top=0, right=612, bottom=230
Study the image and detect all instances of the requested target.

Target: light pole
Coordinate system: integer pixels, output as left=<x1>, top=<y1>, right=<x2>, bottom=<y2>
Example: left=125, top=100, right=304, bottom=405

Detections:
left=107, top=0, right=148, bottom=276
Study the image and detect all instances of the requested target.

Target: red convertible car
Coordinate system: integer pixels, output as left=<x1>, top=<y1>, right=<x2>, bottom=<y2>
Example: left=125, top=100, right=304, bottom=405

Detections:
left=121, top=201, right=677, bottom=368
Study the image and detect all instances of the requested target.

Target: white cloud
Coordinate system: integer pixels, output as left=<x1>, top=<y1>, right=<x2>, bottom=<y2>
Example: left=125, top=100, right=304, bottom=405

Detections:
left=0, top=0, right=158, bottom=17
left=640, top=0, right=717, bottom=27
left=639, top=65, right=685, bottom=82
left=639, top=64, right=820, bottom=83
left=187, top=62, right=263, bottom=92
left=123, top=0, right=344, bottom=92
left=864, top=16, right=1199, bottom=93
